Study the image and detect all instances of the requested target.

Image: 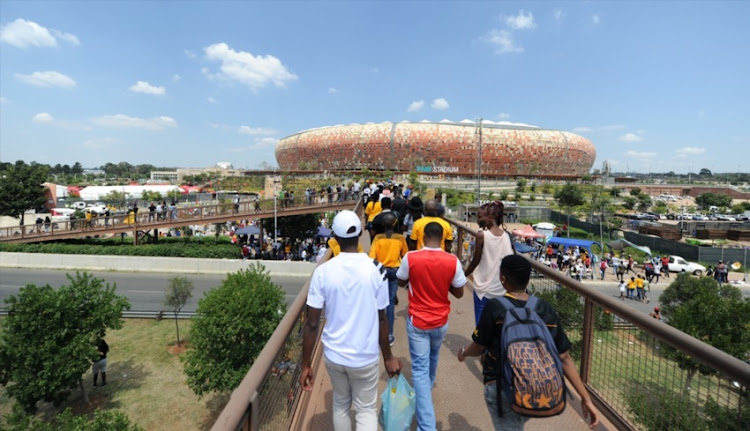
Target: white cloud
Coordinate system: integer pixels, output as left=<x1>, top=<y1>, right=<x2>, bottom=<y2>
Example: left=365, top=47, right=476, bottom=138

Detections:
left=172, top=74, right=181, bottom=81
left=572, top=127, right=593, bottom=133
left=238, top=126, right=276, bottom=135
left=15, top=71, right=76, bottom=88
left=554, top=8, right=566, bottom=22
left=619, top=133, right=643, bottom=143
left=328, top=87, right=338, bottom=94
left=32, top=112, right=91, bottom=130
left=407, top=100, right=425, bottom=112
left=505, top=10, right=536, bottom=30
left=129, top=81, right=166, bottom=96
left=203, top=42, right=298, bottom=91
left=676, top=147, right=706, bottom=158
left=207, top=97, right=218, bottom=104
left=626, top=151, right=656, bottom=158
left=0, top=18, right=79, bottom=48
left=184, top=49, right=196, bottom=59
left=90, top=114, right=177, bottom=130
left=252, top=137, right=279, bottom=148
left=498, top=113, right=510, bottom=120
left=592, top=14, right=601, bottom=24
left=431, top=98, right=450, bottom=110
left=51, top=29, right=80, bottom=46
left=482, top=29, right=523, bottom=54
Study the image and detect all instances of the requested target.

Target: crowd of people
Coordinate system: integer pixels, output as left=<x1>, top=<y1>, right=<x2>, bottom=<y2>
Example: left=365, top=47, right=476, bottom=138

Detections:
left=299, top=188, right=600, bottom=431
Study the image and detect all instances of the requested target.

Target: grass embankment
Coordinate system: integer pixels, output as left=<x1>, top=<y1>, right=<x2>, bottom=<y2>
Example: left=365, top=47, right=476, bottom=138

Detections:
left=0, top=319, right=228, bottom=431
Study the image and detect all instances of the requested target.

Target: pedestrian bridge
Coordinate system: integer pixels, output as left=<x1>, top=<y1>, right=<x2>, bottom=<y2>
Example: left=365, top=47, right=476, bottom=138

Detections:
left=211, top=200, right=750, bottom=431
left=0, top=196, right=357, bottom=244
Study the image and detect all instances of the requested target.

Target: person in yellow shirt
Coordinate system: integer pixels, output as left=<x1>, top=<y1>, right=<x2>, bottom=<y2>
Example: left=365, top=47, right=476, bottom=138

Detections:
left=635, top=275, right=645, bottom=302
left=410, top=199, right=452, bottom=251
left=364, top=191, right=382, bottom=241
left=626, top=276, right=637, bottom=300
left=369, top=212, right=408, bottom=346
left=327, top=237, right=363, bottom=256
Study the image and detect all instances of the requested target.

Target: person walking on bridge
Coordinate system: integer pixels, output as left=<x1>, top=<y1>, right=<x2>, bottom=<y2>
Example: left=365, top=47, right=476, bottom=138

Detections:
left=300, top=210, right=401, bottom=430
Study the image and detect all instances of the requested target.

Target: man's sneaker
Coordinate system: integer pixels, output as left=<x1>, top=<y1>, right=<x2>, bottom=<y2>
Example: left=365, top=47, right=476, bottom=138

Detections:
left=389, top=336, right=395, bottom=347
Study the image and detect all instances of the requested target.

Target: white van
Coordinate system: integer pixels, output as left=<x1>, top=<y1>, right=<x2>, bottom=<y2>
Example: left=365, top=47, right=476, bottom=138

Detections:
left=658, top=194, right=678, bottom=202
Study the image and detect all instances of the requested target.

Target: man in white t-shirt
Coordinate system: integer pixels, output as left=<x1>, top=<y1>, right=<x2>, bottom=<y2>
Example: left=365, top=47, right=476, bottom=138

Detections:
left=300, top=210, right=402, bottom=430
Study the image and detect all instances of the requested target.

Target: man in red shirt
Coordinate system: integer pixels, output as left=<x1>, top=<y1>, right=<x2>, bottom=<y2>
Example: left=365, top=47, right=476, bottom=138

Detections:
left=397, top=222, right=466, bottom=430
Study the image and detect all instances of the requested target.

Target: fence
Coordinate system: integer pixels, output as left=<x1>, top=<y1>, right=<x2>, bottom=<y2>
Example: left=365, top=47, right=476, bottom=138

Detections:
left=447, top=218, right=750, bottom=431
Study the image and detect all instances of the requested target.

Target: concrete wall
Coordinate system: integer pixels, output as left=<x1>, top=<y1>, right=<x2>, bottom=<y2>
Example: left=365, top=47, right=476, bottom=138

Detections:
left=0, top=252, right=315, bottom=277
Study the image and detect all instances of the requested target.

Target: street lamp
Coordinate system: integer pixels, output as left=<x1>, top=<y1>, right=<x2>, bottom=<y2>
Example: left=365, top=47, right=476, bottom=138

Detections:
left=475, top=118, right=483, bottom=203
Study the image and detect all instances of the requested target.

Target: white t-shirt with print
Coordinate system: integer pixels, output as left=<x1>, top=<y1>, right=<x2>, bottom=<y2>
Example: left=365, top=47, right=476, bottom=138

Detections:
left=307, top=252, right=389, bottom=367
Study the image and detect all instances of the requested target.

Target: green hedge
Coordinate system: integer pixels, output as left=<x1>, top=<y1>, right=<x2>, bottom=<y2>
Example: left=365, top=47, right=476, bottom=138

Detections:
left=0, top=237, right=241, bottom=259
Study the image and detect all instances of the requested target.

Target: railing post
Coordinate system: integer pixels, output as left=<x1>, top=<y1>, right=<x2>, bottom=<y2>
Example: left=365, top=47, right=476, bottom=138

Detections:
left=579, top=298, right=595, bottom=384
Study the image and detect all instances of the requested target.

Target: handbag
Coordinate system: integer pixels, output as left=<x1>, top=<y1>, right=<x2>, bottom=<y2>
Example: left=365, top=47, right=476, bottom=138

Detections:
left=379, top=373, right=416, bottom=431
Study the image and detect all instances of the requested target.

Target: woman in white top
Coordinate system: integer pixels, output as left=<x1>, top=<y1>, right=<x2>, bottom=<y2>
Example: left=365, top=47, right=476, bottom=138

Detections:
left=464, top=201, right=515, bottom=326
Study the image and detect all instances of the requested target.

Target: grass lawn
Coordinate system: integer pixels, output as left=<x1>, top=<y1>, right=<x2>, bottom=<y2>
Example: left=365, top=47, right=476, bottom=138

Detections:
left=0, top=318, right=229, bottom=431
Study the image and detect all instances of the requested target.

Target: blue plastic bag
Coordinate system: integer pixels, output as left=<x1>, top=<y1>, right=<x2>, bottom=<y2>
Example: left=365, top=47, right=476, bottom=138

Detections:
left=379, top=374, right=416, bottom=431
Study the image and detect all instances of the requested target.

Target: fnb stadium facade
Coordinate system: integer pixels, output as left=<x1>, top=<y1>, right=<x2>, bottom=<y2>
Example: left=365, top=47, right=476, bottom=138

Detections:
left=275, top=121, right=596, bottom=178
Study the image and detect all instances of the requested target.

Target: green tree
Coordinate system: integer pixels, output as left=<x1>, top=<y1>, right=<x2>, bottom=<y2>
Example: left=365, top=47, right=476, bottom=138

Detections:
left=0, top=161, right=49, bottom=225
left=699, top=168, right=713, bottom=176
left=622, top=196, right=636, bottom=210
left=652, top=200, right=668, bottom=214
left=636, top=194, right=652, bottom=212
left=141, top=190, right=163, bottom=202
left=658, top=273, right=750, bottom=391
left=0, top=272, right=130, bottom=413
left=2, top=406, right=143, bottom=431
left=515, top=178, right=527, bottom=192
left=629, top=187, right=642, bottom=197
left=554, top=183, right=585, bottom=237
left=101, top=190, right=128, bottom=207
left=183, top=263, right=286, bottom=396
left=164, top=276, right=194, bottom=346
left=695, top=193, right=732, bottom=210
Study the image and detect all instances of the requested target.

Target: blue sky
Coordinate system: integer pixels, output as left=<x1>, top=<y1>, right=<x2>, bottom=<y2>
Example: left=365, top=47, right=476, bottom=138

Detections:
left=1, top=1, right=748, bottom=174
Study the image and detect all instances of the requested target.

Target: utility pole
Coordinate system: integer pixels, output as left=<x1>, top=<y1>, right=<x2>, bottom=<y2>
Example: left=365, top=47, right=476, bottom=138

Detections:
left=475, top=118, right=483, bottom=203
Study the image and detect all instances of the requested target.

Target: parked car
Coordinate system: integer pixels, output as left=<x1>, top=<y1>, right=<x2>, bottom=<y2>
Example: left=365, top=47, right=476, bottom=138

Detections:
left=668, top=255, right=706, bottom=276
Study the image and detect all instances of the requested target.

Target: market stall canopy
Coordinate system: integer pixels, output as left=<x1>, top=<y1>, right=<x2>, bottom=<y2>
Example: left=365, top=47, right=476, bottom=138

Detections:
left=607, top=238, right=652, bottom=258
left=316, top=225, right=332, bottom=238
left=234, top=225, right=260, bottom=236
left=546, top=237, right=604, bottom=257
left=513, top=242, right=538, bottom=254
left=512, top=225, right=544, bottom=239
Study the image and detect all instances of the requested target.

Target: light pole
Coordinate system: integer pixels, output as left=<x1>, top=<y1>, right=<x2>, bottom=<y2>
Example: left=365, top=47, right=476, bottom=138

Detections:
left=475, top=118, right=483, bottom=203
left=273, top=177, right=280, bottom=246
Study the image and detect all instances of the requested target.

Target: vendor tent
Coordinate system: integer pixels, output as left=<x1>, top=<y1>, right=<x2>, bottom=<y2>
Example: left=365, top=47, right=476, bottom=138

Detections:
left=545, top=237, right=603, bottom=258
left=533, top=222, right=556, bottom=239
left=512, top=225, right=544, bottom=239
left=513, top=242, right=538, bottom=254
left=607, top=239, right=652, bottom=258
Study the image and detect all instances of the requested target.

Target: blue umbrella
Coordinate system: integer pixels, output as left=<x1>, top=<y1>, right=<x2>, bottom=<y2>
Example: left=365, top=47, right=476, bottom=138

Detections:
left=316, top=225, right=332, bottom=238
left=235, top=225, right=260, bottom=236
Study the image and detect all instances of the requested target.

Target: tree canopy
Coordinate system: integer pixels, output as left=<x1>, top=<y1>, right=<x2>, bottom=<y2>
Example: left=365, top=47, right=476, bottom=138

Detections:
left=658, top=273, right=750, bottom=376
left=182, top=263, right=286, bottom=396
left=0, top=272, right=130, bottom=413
left=2, top=407, right=143, bottom=431
left=164, top=275, right=194, bottom=346
left=554, top=183, right=585, bottom=236
left=0, top=161, right=49, bottom=225
left=695, top=192, right=732, bottom=210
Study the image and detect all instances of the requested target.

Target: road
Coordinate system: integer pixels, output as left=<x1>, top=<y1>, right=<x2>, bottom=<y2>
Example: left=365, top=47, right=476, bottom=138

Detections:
left=0, top=268, right=308, bottom=312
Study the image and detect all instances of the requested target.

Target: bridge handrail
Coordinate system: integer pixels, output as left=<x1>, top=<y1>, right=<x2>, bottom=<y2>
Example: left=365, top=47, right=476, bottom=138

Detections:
left=211, top=199, right=361, bottom=431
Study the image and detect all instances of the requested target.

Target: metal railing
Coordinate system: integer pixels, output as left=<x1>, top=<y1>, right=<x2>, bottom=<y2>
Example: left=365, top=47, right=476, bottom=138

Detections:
left=447, top=217, right=750, bottom=431
left=211, top=209, right=749, bottom=431
left=211, top=199, right=361, bottom=431
left=0, top=194, right=359, bottom=244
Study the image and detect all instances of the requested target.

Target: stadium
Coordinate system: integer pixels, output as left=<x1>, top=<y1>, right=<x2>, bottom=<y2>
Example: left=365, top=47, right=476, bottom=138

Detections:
left=275, top=120, right=596, bottom=178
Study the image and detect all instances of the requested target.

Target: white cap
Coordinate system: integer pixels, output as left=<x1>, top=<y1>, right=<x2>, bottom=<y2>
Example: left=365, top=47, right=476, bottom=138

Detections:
left=332, top=210, right=362, bottom=238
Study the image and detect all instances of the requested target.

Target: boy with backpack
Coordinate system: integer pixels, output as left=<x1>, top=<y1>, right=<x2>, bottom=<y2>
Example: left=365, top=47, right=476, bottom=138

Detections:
left=457, top=254, right=599, bottom=430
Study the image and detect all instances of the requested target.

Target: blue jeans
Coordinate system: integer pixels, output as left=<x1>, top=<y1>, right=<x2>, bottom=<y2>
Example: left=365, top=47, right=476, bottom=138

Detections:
left=473, top=290, right=488, bottom=327
left=407, top=318, right=447, bottom=431
left=385, top=267, right=398, bottom=341
left=484, top=382, right=529, bottom=431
